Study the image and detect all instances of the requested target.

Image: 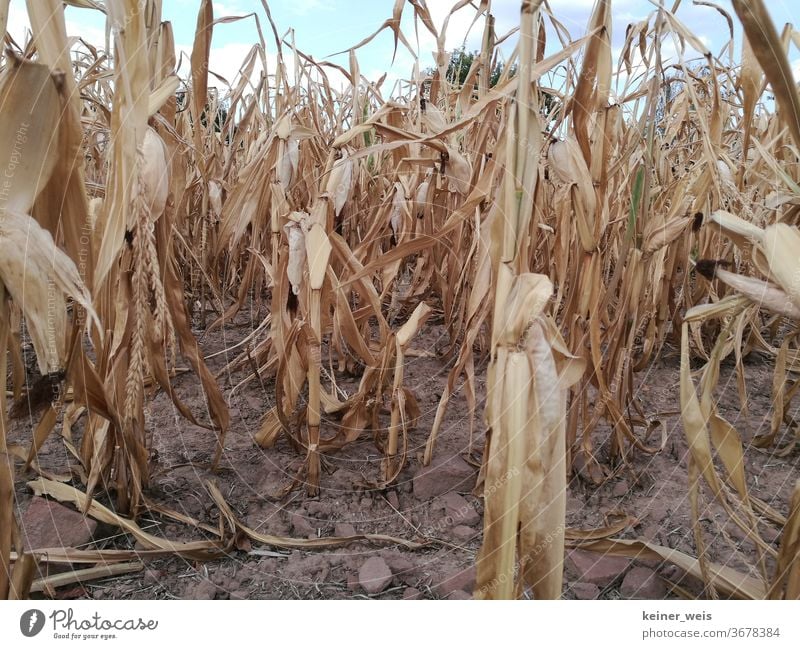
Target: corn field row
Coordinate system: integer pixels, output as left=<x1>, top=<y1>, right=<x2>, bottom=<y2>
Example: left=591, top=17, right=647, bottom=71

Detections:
left=0, top=0, right=799, bottom=599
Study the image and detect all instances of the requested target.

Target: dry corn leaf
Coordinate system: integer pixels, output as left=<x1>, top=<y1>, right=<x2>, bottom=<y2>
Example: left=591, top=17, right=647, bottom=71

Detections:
left=732, top=0, right=800, bottom=150
left=28, top=478, right=232, bottom=559
left=0, top=211, right=97, bottom=373
left=571, top=539, right=766, bottom=599
left=30, top=562, right=143, bottom=594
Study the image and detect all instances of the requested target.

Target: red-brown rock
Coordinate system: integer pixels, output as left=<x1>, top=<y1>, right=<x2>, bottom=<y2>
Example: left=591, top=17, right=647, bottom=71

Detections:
left=334, top=522, right=357, bottom=537
left=451, top=525, right=478, bottom=541
left=290, top=512, right=315, bottom=536
left=358, top=556, right=393, bottom=594
left=571, top=581, right=601, bottom=599
left=413, top=455, right=475, bottom=500
left=434, top=565, right=476, bottom=597
left=612, top=480, right=629, bottom=498
left=438, top=491, right=480, bottom=526
left=447, top=589, right=473, bottom=600
left=185, top=579, right=218, bottom=600
left=402, top=587, right=422, bottom=600
left=21, top=497, right=98, bottom=550
left=620, top=567, right=667, bottom=599
left=566, top=549, right=630, bottom=587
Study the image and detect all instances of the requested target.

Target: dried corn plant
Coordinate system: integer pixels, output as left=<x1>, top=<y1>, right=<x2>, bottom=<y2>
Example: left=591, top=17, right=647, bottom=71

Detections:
left=670, top=0, right=800, bottom=600
left=1, top=0, right=228, bottom=520
left=1, top=0, right=799, bottom=600
left=0, top=50, right=99, bottom=599
left=678, top=211, right=800, bottom=598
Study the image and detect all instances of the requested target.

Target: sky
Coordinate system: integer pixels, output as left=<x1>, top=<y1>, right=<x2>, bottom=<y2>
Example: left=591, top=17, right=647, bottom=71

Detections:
left=4, top=0, right=799, bottom=97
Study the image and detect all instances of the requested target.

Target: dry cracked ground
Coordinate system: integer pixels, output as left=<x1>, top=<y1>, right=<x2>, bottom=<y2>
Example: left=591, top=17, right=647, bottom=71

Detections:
left=10, top=316, right=799, bottom=600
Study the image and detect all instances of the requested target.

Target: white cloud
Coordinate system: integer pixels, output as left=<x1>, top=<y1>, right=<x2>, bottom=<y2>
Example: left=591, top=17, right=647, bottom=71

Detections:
left=210, top=42, right=264, bottom=85
left=288, top=0, right=335, bottom=17
left=65, top=18, right=106, bottom=49
left=4, top=3, right=106, bottom=53
left=4, top=2, right=32, bottom=44
left=175, top=40, right=267, bottom=88
left=177, top=39, right=354, bottom=99
left=213, top=1, right=248, bottom=17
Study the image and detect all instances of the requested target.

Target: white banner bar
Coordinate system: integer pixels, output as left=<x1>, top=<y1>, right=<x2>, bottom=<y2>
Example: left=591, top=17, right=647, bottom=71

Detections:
left=1, top=600, right=798, bottom=648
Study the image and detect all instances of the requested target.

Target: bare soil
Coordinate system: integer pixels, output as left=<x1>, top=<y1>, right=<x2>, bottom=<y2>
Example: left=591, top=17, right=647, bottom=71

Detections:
left=8, top=305, right=799, bottom=600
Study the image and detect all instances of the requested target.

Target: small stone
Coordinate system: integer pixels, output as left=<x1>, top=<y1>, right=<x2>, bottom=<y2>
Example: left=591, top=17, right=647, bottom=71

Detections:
left=620, top=567, right=667, bottom=599
left=290, top=512, right=315, bottom=536
left=573, top=451, right=605, bottom=483
left=334, top=522, right=357, bottom=537
left=451, top=525, right=478, bottom=541
left=566, top=494, right=584, bottom=513
left=237, top=564, right=256, bottom=582
left=243, top=395, right=263, bottom=412
left=385, top=491, right=400, bottom=510
left=397, top=478, right=413, bottom=493
left=213, top=574, right=237, bottom=591
left=21, top=498, right=98, bottom=550
left=761, top=526, right=780, bottom=544
left=402, top=587, right=421, bottom=600
left=358, top=557, right=393, bottom=594
left=447, top=589, right=472, bottom=600
left=661, top=568, right=703, bottom=597
left=305, top=501, right=329, bottom=516
left=640, top=524, right=662, bottom=543
left=566, top=550, right=630, bottom=587
left=661, top=564, right=680, bottom=581
left=346, top=572, right=359, bottom=592
left=413, top=455, right=476, bottom=500
left=434, top=565, right=476, bottom=597
left=186, top=580, right=218, bottom=600
left=381, top=551, right=415, bottom=579
left=143, top=568, right=162, bottom=586
left=571, top=582, right=600, bottom=599
left=315, top=563, right=330, bottom=583
left=438, top=491, right=480, bottom=527
left=329, top=468, right=358, bottom=488
left=634, top=553, right=667, bottom=570
left=612, top=480, right=629, bottom=498
left=256, top=472, right=290, bottom=500
left=229, top=589, right=250, bottom=600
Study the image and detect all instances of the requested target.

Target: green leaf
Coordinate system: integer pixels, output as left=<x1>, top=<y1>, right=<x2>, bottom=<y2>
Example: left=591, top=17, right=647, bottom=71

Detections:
left=628, top=165, right=645, bottom=243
